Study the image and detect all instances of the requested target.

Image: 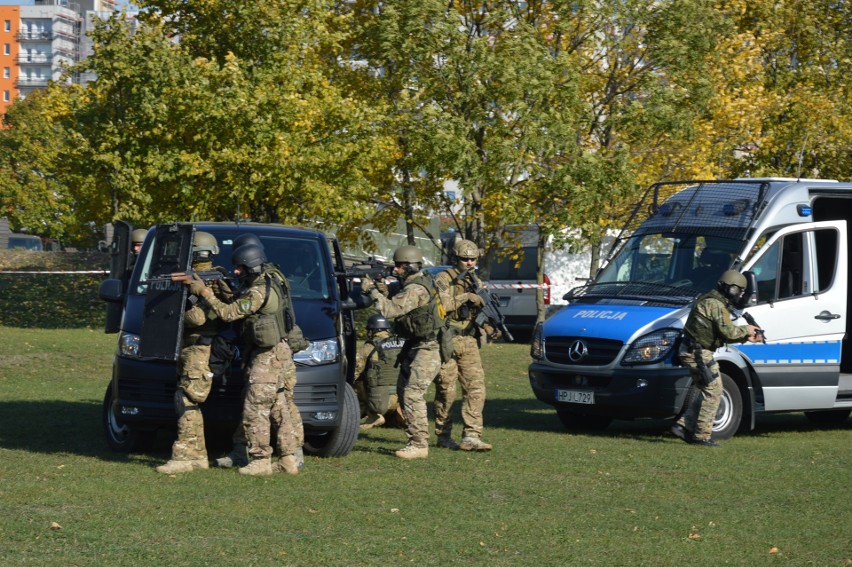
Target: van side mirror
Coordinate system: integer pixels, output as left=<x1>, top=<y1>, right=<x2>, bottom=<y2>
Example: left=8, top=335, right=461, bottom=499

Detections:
left=739, top=271, right=759, bottom=308
left=98, top=278, right=125, bottom=303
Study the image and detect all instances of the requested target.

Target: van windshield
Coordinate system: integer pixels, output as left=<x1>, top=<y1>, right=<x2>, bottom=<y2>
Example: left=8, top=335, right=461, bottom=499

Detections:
left=136, top=231, right=331, bottom=300
left=573, top=232, right=742, bottom=304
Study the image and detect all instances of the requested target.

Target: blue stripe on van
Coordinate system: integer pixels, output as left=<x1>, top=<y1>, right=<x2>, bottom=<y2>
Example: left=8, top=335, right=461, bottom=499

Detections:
left=737, top=341, right=841, bottom=365
left=547, top=304, right=677, bottom=343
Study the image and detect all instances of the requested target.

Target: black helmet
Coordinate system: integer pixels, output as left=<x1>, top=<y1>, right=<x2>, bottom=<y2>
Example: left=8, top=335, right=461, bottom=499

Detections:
left=233, top=233, right=263, bottom=250
left=231, top=243, right=266, bottom=274
left=366, top=314, right=391, bottom=331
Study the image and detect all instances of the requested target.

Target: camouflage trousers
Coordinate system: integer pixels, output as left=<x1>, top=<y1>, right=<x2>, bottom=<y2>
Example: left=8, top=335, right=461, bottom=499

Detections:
left=397, top=340, right=442, bottom=448
left=171, top=344, right=213, bottom=461
left=240, top=340, right=301, bottom=459
left=434, top=335, right=486, bottom=439
left=677, top=348, right=723, bottom=441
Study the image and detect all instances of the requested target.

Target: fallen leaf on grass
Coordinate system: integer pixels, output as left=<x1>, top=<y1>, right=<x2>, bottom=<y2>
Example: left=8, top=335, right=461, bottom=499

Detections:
left=390, top=508, right=399, bottom=513
left=50, top=522, right=62, bottom=530
left=769, top=547, right=779, bottom=554
left=688, top=533, right=701, bottom=540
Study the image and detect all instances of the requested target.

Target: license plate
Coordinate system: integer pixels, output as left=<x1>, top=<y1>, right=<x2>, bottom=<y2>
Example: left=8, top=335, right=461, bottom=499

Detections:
left=556, top=389, right=595, bottom=404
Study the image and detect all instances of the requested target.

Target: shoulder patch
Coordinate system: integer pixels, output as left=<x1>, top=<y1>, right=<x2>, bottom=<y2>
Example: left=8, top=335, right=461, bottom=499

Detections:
left=236, top=298, right=254, bottom=314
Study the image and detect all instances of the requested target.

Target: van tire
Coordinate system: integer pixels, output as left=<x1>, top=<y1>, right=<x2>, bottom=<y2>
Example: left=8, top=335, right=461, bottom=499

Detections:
left=102, top=383, right=155, bottom=453
left=555, top=408, right=612, bottom=431
left=303, top=382, right=359, bottom=457
left=711, top=373, right=742, bottom=440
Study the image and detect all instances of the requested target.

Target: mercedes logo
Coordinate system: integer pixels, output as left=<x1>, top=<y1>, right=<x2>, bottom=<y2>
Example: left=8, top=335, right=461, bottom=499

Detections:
left=568, top=340, right=588, bottom=362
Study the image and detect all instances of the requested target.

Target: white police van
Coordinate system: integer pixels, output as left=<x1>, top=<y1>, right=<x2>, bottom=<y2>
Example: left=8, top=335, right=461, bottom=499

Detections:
left=529, top=178, right=852, bottom=438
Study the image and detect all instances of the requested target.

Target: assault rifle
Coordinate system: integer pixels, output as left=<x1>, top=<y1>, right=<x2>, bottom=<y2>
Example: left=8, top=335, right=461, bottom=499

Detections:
left=345, top=257, right=393, bottom=281
left=145, top=268, right=229, bottom=285
left=454, top=269, right=514, bottom=342
left=741, top=311, right=766, bottom=343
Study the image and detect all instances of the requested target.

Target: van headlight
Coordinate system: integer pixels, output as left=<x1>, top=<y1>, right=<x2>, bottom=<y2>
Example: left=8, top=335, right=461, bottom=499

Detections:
left=622, top=329, right=680, bottom=365
left=530, top=323, right=544, bottom=361
left=118, top=331, right=141, bottom=357
left=294, top=339, right=339, bottom=366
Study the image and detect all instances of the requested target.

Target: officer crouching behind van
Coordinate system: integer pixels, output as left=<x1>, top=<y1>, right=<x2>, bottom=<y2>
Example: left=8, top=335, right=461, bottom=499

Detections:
left=671, top=270, right=760, bottom=447
left=353, top=314, right=404, bottom=430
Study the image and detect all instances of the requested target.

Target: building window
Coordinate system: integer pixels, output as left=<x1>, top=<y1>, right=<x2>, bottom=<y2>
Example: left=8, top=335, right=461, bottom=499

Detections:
left=3, top=91, right=10, bottom=103
left=4, top=21, right=10, bottom=33
left=3, top=67, right=9, bottom=79
left=3, top=44, right=9, bottom=56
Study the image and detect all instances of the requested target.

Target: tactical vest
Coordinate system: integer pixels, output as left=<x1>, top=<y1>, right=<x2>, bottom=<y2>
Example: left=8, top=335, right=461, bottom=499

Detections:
left=242, top=266, right=297, bottom=348
left=683, top=289, right=729, bottom=350
left=367, top=335, right=405, bottom=388
left=185, top=261, right=222, bottom=342
left=394, top=272, right=446, bottom=341
left=444, top=267, right=478, bottom=331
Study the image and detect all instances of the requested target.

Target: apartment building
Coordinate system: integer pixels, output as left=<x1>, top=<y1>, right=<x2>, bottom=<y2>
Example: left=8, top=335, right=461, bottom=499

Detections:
left=0, top=0, right=118, bottom=115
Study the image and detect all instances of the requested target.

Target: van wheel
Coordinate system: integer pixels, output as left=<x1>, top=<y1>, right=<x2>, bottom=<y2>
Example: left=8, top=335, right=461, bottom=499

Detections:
left=555, top=408, right=612, bottom=431
left=303, top=382, right=359, bottom=457
left=102, top=383, right=154, bottom=453
left=804, top=409, right=851, bottom=426
left=712, top=373, right=742, bottom=440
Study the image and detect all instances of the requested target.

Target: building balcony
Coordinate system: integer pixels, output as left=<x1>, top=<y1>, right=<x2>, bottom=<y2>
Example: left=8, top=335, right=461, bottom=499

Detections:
left=17, top=31, right=53, bottom=41
left=17, top=78, right=50, bottom=87
left=18, top=55, right=53, bottom=64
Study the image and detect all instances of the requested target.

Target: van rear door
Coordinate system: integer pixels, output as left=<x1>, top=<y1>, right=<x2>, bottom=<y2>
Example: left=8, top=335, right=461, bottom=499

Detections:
left=738, top=221, right=847, bottom=410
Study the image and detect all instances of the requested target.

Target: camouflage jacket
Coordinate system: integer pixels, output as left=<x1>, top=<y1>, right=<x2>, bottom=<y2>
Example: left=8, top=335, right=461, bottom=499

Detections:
left=684, top=289, right=750, bottom=350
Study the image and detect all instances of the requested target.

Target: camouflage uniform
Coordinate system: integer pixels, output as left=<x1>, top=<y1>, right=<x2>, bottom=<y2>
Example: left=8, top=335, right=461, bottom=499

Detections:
left=202, top=265, right=301, bottom=474
left=157, top=258, right=229, bottom=474
left=676, top=288, right=751, bottom=442
left=353, top=329, right=404, bottom=427
left=367, top=273, right=442, bottom=455
left=434, top=268, right=490, bottom=448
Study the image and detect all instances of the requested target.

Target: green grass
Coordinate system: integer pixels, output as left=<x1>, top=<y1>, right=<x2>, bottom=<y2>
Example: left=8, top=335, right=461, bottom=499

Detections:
left=0, top=327, right=849, bottom=566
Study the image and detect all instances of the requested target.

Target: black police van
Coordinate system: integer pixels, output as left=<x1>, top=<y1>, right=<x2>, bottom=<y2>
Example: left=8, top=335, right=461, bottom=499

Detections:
left=98, top=221, right=362, bottom=457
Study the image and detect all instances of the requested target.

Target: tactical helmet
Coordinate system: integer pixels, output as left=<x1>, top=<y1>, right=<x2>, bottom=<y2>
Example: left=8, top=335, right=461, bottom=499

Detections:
left=231, top=243, right=266, bottom=273
left=718, top=270, right=747, bottom=289
left=193, top=231, right=219, bottom=255
left=131, top=229, right=147, bottom=244
left=233, top=233, right=263, bottom=250
left=366, top=314, right=391, bottom=331
left=393, top=245, right=424, bottom=265
left=453, top=239, right=479, bottom=259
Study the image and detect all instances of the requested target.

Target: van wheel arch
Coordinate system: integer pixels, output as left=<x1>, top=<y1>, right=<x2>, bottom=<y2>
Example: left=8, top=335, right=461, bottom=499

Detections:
left=711, top=371, right=745, bottom=440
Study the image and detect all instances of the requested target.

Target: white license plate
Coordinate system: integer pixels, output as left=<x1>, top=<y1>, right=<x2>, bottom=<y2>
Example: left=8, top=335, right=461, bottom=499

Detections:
left=556, top=389, right=595, bottom=404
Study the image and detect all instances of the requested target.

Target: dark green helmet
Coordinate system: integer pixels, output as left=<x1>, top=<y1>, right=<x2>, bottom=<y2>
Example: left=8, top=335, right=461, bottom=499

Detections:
left=366, top=314, right=391, bottom=331
left=232, top=243, right=266, bottom=274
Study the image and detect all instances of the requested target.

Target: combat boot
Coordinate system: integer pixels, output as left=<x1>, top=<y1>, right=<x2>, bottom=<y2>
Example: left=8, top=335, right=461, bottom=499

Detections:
left=436, top=434, right=459, bottom=450
left=156, top=459, right=209, bottom=475
left=276, top=455, right=300, bottom=476
left=459, top=437, right=492, bottom=452
left=670, top=423, right=692, bottom=443
left=214, top=444, right=249, bottom=468
left=360, top=413, right=385, bottom=430
left=239, top=458, right=273, bottom=476
left=394, top=444, right=428, bottom=459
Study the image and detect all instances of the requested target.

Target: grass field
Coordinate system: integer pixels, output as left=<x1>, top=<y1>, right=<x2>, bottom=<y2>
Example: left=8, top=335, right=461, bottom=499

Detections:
left=0, top=327, right=849, bottom=566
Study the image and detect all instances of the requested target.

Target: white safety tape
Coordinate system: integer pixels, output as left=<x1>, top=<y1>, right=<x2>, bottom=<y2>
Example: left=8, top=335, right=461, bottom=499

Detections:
left=483, top=282, right=550, bottom=289
left=0, top=270, right=109, bottom=275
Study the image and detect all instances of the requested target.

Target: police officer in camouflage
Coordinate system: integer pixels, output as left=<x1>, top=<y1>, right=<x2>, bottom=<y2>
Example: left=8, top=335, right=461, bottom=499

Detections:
left=190, top=243, right=303, bottom=476
left=156, top=232, right=229, bottom=475
left=361, top=245, right=444, bottom=459
left=433, top=239, right=492, bottom=451
left=671, top=270, right=760, bottom=447
left=353, top=314, right=404, bottom=430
